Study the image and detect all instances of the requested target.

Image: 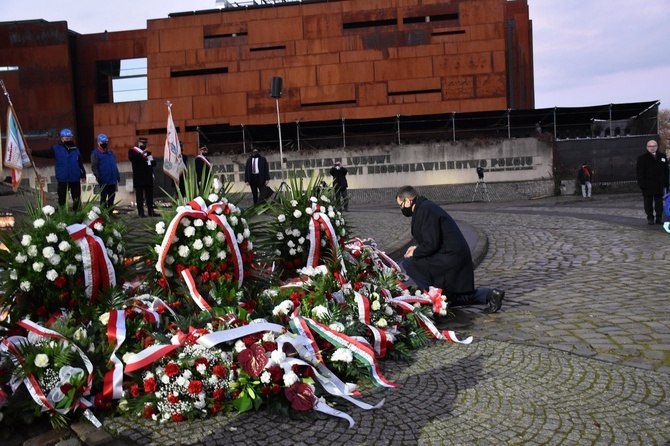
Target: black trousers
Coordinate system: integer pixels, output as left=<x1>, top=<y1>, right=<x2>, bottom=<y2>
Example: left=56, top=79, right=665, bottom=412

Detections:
left=57, top=181, right=81, bottom=210
left=643, top=193, right=663, bottom=222
left=100, top=184, right=117, bottom=209
left=135, top=185, right=155, bottom=216
left=334, top=186, right=348, bottom=211
left=249, top=174, right=262, bottom=204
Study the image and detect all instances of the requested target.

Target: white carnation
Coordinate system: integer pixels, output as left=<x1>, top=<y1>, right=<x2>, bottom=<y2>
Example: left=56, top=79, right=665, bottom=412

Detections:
left=20, top=281, right=31, bottom=291
left=305, top=207, right=314, bottom=215
left=203, top=235, right=214, bottom=247
left=206, top=220, right=218, bottom=230
left=331, top=348, right=353, bottom=363
left=58, top=241, right=71, bottom=252
left=42, top=205, right=55, bottom=216
left=21, top=235, right=32, bottom=246
left=155, top=221, right=166, bottom=235
left=200, top=252, right=210, bottom=262
left=293, top=210, right=302, bottom=218
left=208, top=193, right=219, bottom=202
left=49, top=254, right=61, bottom=266
left=193, top=239, right=204, bottom=250
left=32, top=262, right=44, bottom=272
left=66, top=265, right=77, bottom=275
left=16, top=253, right=27, bottom=264
left=277, top=214, right=286, bottom=223
left=33, top=218, right=45, bottom=228
left=45, top=233, right=58, bottom=243
left=178, top=245, right=190, bottom=258
left=184, top=226, right=196, bottom=238
left=283, top=371, right=299, bottom=387
left=193, top=219, right=204, bottom=227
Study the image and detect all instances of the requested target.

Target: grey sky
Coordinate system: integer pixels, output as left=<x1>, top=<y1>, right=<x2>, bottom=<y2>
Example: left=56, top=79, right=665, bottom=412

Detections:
left=2, top=0, right=669, bottom=110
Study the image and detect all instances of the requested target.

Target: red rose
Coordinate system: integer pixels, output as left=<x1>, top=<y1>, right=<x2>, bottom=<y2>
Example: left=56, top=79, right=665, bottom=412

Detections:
left=167, top=393, right=179, bottom=404
left=187, top=380, right=203, bottom=395
left=242, top=333, right=262, bottom=347
left=143, top=377, right=156, bottom=393
left=94, top=392, right=112, bottom=410
left=268, top=366, right=283, bottom=383
left=263, top=341, right=277, bottom=352
left=272, top=384, right=281, bottom=394
left=171, top=413, right=186, bottom=422
left=54, top=276, right=67, bottom=288
left=164, top=362, right=180, bottom=377
left=130, top=383, right=140, bottom=397
left=284, top=382, right=316, bottom=411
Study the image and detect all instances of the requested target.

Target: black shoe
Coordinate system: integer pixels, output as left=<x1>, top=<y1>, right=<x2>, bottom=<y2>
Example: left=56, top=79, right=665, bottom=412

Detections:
left=648, top=219, right=655, bottom=225
left=656, top=220, right=662, bottom=225
left=484, top=288, right=504, bottom=313
left=139, top=214, right=147, bottom=218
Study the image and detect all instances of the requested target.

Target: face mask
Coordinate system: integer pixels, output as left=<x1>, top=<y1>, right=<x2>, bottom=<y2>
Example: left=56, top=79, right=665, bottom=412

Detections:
left=400, top=198, right=416, bottom=218
left=252, top=153, right=259, bottom=158
left=64, top=140, right=75, bottom=148
left=139, top=144, right=147, bottom=150
left=100, top=143, right=108, bottom=149
left=336, top=166, right=341, bottom=170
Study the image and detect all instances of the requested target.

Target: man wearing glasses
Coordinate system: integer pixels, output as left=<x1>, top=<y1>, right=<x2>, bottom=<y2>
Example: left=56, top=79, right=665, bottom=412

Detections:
left=636, top=140, right=668, bottom=225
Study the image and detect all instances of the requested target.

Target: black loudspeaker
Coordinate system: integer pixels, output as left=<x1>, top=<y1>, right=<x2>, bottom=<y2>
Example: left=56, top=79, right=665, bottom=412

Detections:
left=270, top=76, right=283, bottom=98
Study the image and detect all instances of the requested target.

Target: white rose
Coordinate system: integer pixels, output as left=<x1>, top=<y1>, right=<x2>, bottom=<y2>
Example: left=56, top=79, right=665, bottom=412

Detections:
left=331, top=348, right=353, bottom=363
left=235, top=340, right=246, bottom=353
left=384, top=306, right=394, bottom=316
left=305, top=207, right=314, bottom=215
left=34, top=353, right=49, bottom=368
left=99, top=312, right=110, bottom=325
left=208, top=193, right=219, bottom=202
left=376, top=318, right=388, bottom=328
left=122, top=352, right=135, bottom=364
left=329, top=322, right=346, bottom=332
left=73, top=327, right=87, bottom=343
left=371, top=300, right=381, bottom=311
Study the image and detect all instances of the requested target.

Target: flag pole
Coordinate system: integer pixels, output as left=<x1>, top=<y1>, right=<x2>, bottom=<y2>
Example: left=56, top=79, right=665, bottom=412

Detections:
left=0, top=79, right=48, bottom=203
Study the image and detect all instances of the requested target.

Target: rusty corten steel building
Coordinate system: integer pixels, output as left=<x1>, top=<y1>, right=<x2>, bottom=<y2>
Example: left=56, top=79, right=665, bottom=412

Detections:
left=0, top=0, right=533, bottom=161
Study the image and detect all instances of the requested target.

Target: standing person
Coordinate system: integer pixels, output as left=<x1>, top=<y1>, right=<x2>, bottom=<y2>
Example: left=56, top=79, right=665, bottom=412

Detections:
left=244, top=148, right=270, bottom=204
left=330, top=161, right=349, bottom=211
left=396, top=185, right=504, bottom=313
left=30, top=128, right=86, bottom=210
left=90, top=133, right=120, bottom=209
left=636, top=140, right=668, bottom=225
left=195, top=145, right=212, bottom=187
left=577, top=163, right=593, bottom=198
left=128, top=137, right=157, bottom=218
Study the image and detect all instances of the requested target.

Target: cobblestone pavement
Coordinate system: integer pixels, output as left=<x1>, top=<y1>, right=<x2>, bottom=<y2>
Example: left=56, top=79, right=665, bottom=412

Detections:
left=5, top=189, right=670, bottom=445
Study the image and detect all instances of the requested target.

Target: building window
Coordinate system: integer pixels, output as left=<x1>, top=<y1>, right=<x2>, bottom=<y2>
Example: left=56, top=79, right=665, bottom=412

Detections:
left=96, top=58, right=147, bottom=103
left=0, top=66, right=19, bottom=71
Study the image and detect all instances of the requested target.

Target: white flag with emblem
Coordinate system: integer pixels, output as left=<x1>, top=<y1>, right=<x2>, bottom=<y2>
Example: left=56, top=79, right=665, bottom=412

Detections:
left=163, top=102, right=183, bottom=182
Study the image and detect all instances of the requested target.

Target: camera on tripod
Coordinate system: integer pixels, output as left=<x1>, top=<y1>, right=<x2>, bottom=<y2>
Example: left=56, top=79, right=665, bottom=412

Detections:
left=476, top=166, right=485, bottom=180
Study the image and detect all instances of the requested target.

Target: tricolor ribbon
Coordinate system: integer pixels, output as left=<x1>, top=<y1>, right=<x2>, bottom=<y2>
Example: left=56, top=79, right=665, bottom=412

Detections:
left=392, top=286, right=448, bottom=316
left=306, top=208, right=345, bottom=273
left=67, top=220, right=116, bottom=302
left=345, top=237, right=401, bottom=272
left=157, top=197, right=244, bottom=289
left=391, top=300, right=472, bottom=344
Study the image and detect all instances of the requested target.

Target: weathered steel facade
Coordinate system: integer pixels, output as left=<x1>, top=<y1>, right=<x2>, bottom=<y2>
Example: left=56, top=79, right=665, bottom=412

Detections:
left=0, top=0, right=533, bottom=161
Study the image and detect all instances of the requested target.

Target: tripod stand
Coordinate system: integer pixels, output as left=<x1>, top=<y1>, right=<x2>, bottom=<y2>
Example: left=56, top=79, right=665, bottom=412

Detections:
left=471, top=178, right=492, bottom=202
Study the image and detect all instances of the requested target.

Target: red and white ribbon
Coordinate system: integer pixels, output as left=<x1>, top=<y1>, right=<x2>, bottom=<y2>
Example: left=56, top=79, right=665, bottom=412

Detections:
left=181, top=269, right=213, bottom=312
left=67, top=220, right=116, bottom=302
left=102, top=310, right=126, bottom=400
left=157, top=197, right=244, bottom=289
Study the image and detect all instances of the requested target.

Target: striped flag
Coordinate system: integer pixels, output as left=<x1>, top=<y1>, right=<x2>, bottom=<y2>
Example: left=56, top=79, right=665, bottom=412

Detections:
left=3, top=106, right=30, bottom=191
left=162, top=102, right=184, bottom=182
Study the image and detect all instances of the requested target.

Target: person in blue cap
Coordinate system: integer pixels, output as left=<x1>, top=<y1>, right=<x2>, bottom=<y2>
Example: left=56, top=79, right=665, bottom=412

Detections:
left=91, top=133, right=120, bottom=208
left=30, top=128, right=86, bottom=210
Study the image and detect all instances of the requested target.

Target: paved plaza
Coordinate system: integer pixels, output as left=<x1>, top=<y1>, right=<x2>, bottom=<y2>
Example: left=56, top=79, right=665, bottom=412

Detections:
left=3, top=190, right=670, bottom=445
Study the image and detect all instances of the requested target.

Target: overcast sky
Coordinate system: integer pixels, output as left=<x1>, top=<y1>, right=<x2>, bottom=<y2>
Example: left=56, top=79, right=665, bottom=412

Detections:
left=2, top=0, right=669, bottom=110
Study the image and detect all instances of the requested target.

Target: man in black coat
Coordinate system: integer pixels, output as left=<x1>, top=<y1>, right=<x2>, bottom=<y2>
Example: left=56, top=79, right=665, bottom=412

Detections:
left=636, top=140, right=668, bottom=225
left=128, top=137, right=157, bottom=217
left=329, top=161, right=349, bottom=211
left=396, top=185, right=504, bottom=313
left=244, top=148, right=270, bottom=204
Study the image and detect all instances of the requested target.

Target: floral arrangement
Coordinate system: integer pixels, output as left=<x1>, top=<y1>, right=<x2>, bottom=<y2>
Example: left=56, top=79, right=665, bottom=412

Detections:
left=0, top=175, right=472, bottom=438
left=0, top=195, right=126, bottom=325
left=260, top=174, right=348, bottom=277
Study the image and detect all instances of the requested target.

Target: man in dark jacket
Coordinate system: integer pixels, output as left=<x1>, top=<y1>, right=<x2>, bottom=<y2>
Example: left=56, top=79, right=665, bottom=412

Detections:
left=329, top=161, right=349, bottom=211
left=91, top=133, right=120, bottom=208
left=30, top=128, right=86, bottom=210
left=396, top=185, right=504, bottom=313
left=128, top=137, right=157, bottom=217
left=244, top=148, right=270, bottom=204
left=636, top=140, right=668, bottom=225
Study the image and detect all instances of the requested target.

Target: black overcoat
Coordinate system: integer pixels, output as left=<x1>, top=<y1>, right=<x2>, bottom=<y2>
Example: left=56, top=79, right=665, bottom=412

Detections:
left=128, top=147, right=156, bottom=188
left=636, top=151, right=669, bottom=196
left=407, top=197, right=475, bottom=295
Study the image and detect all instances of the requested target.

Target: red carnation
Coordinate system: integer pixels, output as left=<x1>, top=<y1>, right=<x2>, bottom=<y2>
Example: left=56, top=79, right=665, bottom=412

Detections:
left=194, top=357, right=209, bottom=369
left=210, top=272, right=220, bottom=282
left=164, top=362, right=180, bottom=377
left=237, top=344, right=268, bottom=377
left=285, top=260, right=293, bottom=269
left=223, top=273, right=232, bottom=282
left=187, top=380, right=203, bottom=395
left=218, top=261, right=228, bottom=272
left=130, top=383, right=140, bottom=397
left=212, top=365, right=227, bottom=378
left=176, top=264, right=186, bottom=274
left=211, top=402, right=223, bottom=413
left=36, top=306, right=48, bottom=317
left=213, top=388, right=226, bottom=401
left=206, top=261, right=215, bottom=271
left=263, top=341, right=277, bottom=352
left=188, top=265, right=199, bottom=275
left=201, top=271, right=211, bottom=283
left=167, top=393, right=179, bottom=404
left=267, top=365, right=283, bottom=383
left=143, top=377, right=156, bottom=393
left=171, top=413, right=186, bottom=422
left=284, top=382, right=315, bottom=411
left=157, top=277, right=168, bottom=288
left=144, top=337, right=155, bottom=348
left=223, top=205, right=231, bottom=215
left=354, top=282, right=364, bottom=291
left=142, top=404, right=156, bottom=419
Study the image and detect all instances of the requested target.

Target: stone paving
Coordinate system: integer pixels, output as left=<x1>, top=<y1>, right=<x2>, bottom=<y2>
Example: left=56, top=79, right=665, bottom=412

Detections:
left=4, top=189, right=670, bottom=445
